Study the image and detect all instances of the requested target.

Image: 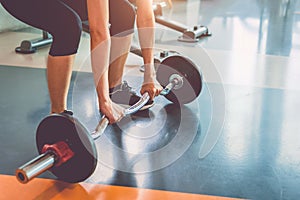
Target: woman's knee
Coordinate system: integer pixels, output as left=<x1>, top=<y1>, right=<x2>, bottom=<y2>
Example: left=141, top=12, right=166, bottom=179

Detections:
left=49, top=15, right=82, bottom=56
left=109, top=0, right=136, bottom=36
left=123, top=1, right=136, bottom=31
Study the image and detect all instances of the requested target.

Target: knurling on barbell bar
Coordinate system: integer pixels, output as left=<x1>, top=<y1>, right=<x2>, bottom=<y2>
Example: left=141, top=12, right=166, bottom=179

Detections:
left=15, top=55, right=203, bottom=184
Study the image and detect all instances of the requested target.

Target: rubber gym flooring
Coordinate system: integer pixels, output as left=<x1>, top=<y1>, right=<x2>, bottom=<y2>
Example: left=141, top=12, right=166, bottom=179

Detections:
left=1, top=0, right=300, bottom=199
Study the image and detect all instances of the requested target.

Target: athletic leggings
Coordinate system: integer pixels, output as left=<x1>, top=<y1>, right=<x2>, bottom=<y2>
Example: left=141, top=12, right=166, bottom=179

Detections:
left=1, top=0, right=136, bottom=56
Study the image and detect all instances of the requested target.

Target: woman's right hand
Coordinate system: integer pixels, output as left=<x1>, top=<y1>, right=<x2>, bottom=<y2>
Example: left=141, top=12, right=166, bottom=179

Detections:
left=99, top=99, right=125, bottom=124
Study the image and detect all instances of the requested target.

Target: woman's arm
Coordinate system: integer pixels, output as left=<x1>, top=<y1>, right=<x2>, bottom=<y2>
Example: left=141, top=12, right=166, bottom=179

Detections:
left=136, top=0, right=162, bottom=99
left=87, top=0, right=124, bottom=123
left=87, top=0, right=110, bottom=100
left=136, top=0, right=155, bottom=69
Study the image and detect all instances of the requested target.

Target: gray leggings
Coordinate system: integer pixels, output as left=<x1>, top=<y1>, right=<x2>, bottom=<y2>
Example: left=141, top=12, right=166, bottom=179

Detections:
left=1, top=0, right=136, bottom=56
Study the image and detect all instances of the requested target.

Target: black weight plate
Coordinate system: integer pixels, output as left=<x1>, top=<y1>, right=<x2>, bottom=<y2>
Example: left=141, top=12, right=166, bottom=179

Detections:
left=36, top=113, right=97, bottom=183
left=156, top=55, right=202, bottom=104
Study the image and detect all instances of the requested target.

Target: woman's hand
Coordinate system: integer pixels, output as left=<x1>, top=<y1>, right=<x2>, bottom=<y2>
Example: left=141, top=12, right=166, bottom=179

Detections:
left=140, top=80, right=163, bottom=101
left=99, top=99, right=125, bottom=124
left=141, top=63, right=163, bottom=100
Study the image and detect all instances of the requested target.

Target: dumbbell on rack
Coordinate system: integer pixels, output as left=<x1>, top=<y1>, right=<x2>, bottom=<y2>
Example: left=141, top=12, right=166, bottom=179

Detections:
left=14, top=21, right=90, bottom=54
left=153, top=2, right=212, bottom=43
left=15, top=31, right=53, bottom=54
left=15, top=55, right=203, bottom=184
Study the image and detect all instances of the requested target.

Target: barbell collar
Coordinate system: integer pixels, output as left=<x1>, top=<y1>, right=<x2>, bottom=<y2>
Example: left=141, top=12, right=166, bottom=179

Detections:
left=160, top=74, right=182, bottom=96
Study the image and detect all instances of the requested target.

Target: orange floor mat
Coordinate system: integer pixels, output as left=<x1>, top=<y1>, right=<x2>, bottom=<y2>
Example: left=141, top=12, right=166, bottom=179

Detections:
left=0, top=175, right=241, bottom=200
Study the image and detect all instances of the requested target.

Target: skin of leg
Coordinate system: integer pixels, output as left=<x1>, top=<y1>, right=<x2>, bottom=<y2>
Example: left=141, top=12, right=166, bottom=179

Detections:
left=47, top=54, right=75, bottom=113
left=108, top=34, right=133, bottom=88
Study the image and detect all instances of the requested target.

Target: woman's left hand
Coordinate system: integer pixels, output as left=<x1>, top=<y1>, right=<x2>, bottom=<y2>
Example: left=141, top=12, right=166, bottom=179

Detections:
left=140, top=81, right=163, bottom=101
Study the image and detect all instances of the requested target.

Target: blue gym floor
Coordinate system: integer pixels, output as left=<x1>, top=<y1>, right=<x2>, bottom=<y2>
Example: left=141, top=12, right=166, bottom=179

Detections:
left=1, top=64, right=300, bottom=199
left=1, top=0, right=300, bottom=199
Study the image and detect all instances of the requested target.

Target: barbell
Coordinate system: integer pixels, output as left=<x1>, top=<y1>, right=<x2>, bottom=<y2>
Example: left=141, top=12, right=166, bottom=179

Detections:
left=15, top=54, right=203, bottom=184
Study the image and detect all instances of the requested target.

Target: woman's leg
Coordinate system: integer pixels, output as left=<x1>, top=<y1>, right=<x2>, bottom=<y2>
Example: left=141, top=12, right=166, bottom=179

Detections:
left=108, top=34, right=133, bottom=88
left=47, top=55, right=74, bottom=113
left=108, top=0, right=136, bottom=88
left=1, top=0, right=83, bottom=113
left=107, top=0, right=153, bottom=109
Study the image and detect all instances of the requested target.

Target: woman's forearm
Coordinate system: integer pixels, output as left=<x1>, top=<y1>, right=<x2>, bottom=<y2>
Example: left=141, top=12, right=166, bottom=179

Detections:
left=87, top=0, right=111, bottom=101
left=90, top=33, right=111, bottom=101
left=136, top=0, right=156, bottom=82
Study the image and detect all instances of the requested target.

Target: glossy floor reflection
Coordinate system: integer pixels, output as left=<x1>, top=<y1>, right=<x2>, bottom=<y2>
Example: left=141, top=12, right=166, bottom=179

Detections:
left=160, top=0, right=300, bottom=57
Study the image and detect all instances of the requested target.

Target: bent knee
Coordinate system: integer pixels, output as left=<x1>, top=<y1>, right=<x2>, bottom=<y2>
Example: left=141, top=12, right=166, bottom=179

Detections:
left=49, top=16, right=82, bottom=56
left=110, top=0, right=136, bottom=37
